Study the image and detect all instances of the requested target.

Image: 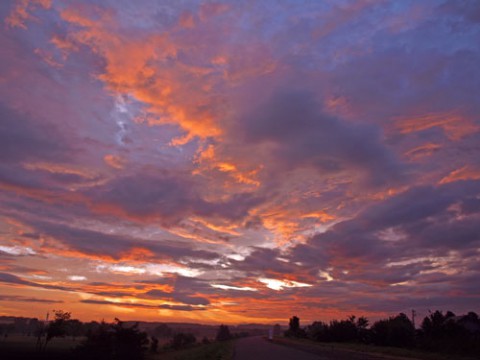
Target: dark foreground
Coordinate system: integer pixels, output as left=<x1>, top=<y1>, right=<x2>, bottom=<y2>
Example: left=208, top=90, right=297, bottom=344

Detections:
left=234, top=336, right=321, bottom=360
left=235, top=336, right=462, bottom=360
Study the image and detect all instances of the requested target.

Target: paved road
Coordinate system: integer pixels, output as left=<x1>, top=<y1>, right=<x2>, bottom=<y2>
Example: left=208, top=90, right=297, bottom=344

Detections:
left=234, top=336, right=325, bottom=360
left=234, top=337, right=411, bottom=360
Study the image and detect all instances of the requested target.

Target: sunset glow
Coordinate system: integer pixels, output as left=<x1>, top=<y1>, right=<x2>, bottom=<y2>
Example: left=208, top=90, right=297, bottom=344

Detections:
left=1, top=0, right=479, bottom=325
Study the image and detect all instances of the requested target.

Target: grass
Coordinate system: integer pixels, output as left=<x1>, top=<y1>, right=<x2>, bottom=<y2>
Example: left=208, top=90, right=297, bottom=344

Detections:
left=0, top=335, right=80, bottom=359
left=1, top=335, right=235, bottom=360
left=273, top=337, right=479, bottom=360
left=150, top=340, right=235, bottom=360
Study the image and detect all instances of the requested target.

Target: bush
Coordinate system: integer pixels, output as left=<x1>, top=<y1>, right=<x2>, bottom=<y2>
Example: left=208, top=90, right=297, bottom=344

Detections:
left=74, top=319, right=148, bottom=360
left=418, top=310, right=480, bottom=355
left=371, top=313, right=414, bottom=348
left=216, top=325, right=232, bottom=341
left=306, top=316, right=369, bottom=343
left=171, top=332, right=196, bottom=349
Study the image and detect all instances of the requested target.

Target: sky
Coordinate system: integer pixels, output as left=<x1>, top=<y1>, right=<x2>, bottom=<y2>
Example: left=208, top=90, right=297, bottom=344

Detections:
left=0, top=0, right=479, bottom=325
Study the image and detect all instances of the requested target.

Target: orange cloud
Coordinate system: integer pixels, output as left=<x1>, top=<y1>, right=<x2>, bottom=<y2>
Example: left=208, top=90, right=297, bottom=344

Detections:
left=38, top=237, right=173, bottom=264
left=33, top=48, right=63, bottom=68
left=439, top=166, right=480, bottom=184
left=103, top=154, right=126, bottom=169
left=404, top=143, right=441, bottom=160
left=59, top=5, right=223, bottom=142
left=118, top=247, right=155, bottom=262
left=223, top=46, right=277, bottom=84
left=50, top=34, right=79, bottom=59
left=189, top=217, right=240, bottom=236
left=179, top=11, right=195, bottom=29
left=301, top=211, right=335, bottom=222
left=395, top=112, right=479, bottom=140
left=23, top=161, right=97, bottom=179
left=0, top=181, right=87, bottom=206
left=192, top=145, right=262, bottom=195
left=5, top=0, right=51, bottom=29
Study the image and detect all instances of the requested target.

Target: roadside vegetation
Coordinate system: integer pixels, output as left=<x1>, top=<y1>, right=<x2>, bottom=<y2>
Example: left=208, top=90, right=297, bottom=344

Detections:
left=0, top=313, right=236, bottom=360
left=279, top=311, right=480, bottom=359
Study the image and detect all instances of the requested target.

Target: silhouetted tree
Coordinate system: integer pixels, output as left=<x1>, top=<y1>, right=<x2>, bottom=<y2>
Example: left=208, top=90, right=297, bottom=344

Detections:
left=216, top=324, right=232, bottom=341
left=356, top=316, right=370, bottom=343
left=421, top=310, right=458, bottom=340
left=112, top=319, right=148, bottom=359
left=306, top=321, right=328, bottom=341
left=307, top=316, right=370, bottom=343
left=74, top=318, right=148, bottom=360
left=67, top=319, right=84, bottom=340
left=285, top=316, right=306, bottom=338
left=75, top=321, right=114, bottom=360
left=171, top=332, right=196, bottom=349
left=303, top=310, right=479, bottom=357
left=418, top=310, right=477, bottom=354
left=290, top=316, right=300, bottom=332
left=327, top=316, right=358, bottom=342
left=371, top=313, right=414, bottom=347
left=44, top=310, right=71, bottom=350
left=458, top=311, right=480, bottom=333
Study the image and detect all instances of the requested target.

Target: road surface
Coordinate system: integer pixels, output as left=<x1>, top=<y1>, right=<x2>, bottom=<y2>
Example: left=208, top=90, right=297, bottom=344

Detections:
left=234, top=336, right=415, bottom=360
left=234, top=336, right=325, bottom=360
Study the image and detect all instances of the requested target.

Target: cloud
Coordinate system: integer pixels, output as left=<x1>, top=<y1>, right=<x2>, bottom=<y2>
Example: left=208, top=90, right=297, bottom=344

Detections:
left=88, top=171, right=262, bottom=224
left=0, top=272, right=69, bottom=291
left=291, top=180, right=480, bottom=290
left=4, top=0, right=52, bottom=29
left=80, top=299, right=205, bottom=311
left=21, top=219, right=219, bottom=262
left=238, top=90, right=404, bottom=186
left=1, top=0, right=480, bottom=322
left=0, top=102, right=69, bottom=164
left=0, top=294, right=63, bottom=304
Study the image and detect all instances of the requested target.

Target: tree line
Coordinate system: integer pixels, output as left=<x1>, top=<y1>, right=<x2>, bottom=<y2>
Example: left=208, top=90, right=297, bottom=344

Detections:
left=1, top=310, right=237, bottom=360
left=285, top=310, right=480, bottom=357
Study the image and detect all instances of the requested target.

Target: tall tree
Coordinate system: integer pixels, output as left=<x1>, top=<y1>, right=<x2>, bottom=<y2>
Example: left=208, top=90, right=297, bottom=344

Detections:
left=44, top=310, right=71, bottom=350
left=216, top=324, right=232, bottom=341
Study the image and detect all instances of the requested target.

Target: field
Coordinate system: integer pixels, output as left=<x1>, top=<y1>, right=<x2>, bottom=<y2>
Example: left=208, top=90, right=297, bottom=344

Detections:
left=3, top=333, right=477, bottom=360
left=0, top=334, right=234, bottom=360
left=0, top=335, right=81, bottom=359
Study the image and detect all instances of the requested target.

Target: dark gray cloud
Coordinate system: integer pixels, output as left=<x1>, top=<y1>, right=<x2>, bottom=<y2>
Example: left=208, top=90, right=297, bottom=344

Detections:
left=144, top=289, right=169, bottom=298
left=18, top=219, right=219, bottom=261
left=88, top=171, right=263, bottom=224
left=142, top=276, right=211, bottom=305
left=0, top=102, right=70, bottom=164
left=81, top=299, right=205, bottom=311
left=144, top=289, right=210, bottom=306
left=0, top=295, right=63, bottom=304
left=237, top=91, right=406, bottom=187
left=228, top=247, right=315, bottom=282
left=291, top=180, right=480, bottom=289
left=0, top=272, right=69, bottom=291
left=438, top=0, right=480, bottom=25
